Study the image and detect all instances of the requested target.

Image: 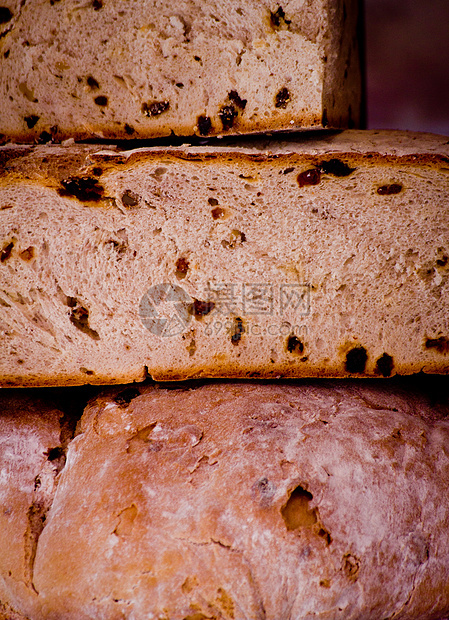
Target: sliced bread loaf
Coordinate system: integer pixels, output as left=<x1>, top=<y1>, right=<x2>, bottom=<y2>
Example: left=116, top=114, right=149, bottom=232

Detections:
left=0, top=0, right=361, bottom=141
left=0, top=130, right=448, bottom=385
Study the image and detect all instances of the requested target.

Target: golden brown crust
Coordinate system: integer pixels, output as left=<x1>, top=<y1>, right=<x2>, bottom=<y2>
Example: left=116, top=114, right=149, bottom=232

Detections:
left=24, top=382, right=449, bottom=619
left=0, top=394, right=64, bottom=620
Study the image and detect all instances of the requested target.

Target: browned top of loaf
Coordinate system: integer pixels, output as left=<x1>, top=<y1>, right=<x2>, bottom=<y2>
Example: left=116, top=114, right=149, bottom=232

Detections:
left=24, top=381, right=449, bottom=619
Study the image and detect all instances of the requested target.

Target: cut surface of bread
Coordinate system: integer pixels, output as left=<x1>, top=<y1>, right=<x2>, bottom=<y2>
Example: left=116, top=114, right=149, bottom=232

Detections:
left=0, top=130, right=448, bottom=386
left=1, top=381, right=444, bottom=619
left=0, top=0, right=361, bottom=141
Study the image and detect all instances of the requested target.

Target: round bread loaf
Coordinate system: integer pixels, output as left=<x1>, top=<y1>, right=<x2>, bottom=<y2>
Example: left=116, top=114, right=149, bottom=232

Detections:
left=12, top=381, right=447, bottom=619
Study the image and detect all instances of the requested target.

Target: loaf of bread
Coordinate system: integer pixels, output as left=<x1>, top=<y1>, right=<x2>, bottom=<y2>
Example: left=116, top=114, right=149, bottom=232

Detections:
left=0, top=392, right=65, bottom=620
left=2, top=381, right=448, bottom=619
left=1, top=130, right=448, bottom=385
left=0, top=0, right=361, bottom=142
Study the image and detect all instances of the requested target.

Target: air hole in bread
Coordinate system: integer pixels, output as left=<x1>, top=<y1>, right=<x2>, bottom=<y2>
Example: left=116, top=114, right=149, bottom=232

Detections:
left=208, top=197, right=219, bottom=206
left=221, top=230, right=246, bottom=249
left=345, top=346, right=367, bottom=373
left=46, top=446, right=64, bottom=462
left=270, top=6, right=291, bottom=29
left=124, top=123, right=135, bottom=135
left=79, top=367, right=94, bottom=375
left=196, top=115, right=211, bottom=136
left=187, top=338, right=196, bottom=356
left=251, top=477, right=276, bottom=508
left=129, top=424, right=157, bottom=449
left=113, top=504, right=138, bottom=536
left=121, top=189, right=139, bottom=207
left=19, top=82, right=38, bottom=102
left=67, top=298, right=100, bottom=340
left=281, top=485, right=317, bottom=530
left=129, top=429, right=158, bottom=453
left=25, top=501, right=49, bottom=588
left=416, top=264, right=435, bottom=283
left=38, top=131, right=52, bottom=143
left=317, top=526, right=332, bottom=545
left=87, top=76, right=100, bottom=90
left=19, top=246, right=35, bottom=261
left=216, top=588, right=236, bottom=617
left=425, top=336, right=449, bottom=354
left=150, top=167, right=167, bottom=179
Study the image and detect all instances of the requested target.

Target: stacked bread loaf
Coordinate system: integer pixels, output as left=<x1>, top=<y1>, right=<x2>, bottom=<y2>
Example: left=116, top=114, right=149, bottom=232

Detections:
left=0, top=1, right=448, bottom=618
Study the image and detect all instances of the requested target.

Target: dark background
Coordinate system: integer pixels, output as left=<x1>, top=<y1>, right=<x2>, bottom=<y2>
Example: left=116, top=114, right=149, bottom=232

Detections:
left=365, top=0, right=449, bottom=134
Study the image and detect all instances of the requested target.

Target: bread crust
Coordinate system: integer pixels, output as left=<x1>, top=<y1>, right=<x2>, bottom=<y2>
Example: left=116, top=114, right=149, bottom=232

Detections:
left=0, top=130, right=448, bottom=386
left=12, top=381, right=446, bottom=619
left=0, top=393, right=64, bottom=620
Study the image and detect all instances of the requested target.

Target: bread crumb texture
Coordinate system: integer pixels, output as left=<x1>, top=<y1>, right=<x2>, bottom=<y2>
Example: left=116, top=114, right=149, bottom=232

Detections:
left=0, top=131, right=448, bottom=385
left=1, top=382, right=449, bottom=618
left=0, top=0, right=361, bottom=141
